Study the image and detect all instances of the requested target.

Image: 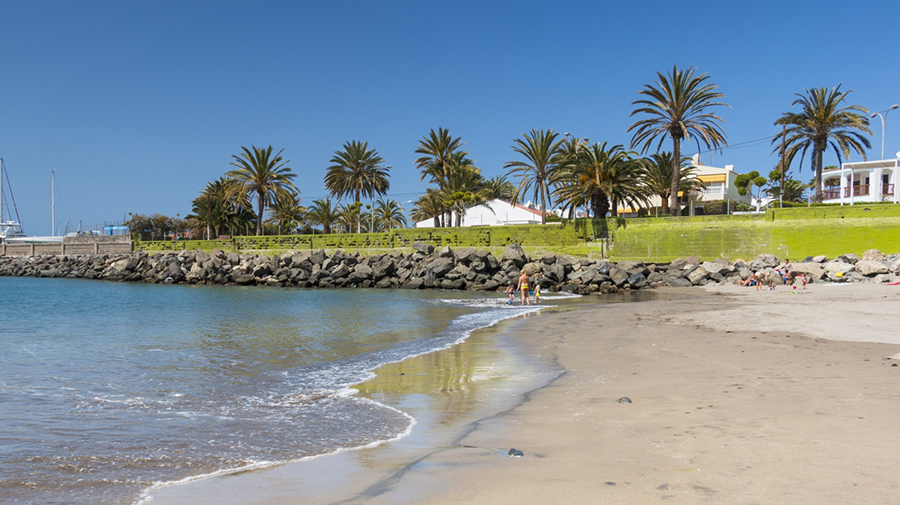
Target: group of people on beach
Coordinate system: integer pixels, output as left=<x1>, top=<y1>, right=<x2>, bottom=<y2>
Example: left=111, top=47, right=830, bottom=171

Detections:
left=739, top=258, right=806, bottom=291
left=506, top=271, right=540, bottom=306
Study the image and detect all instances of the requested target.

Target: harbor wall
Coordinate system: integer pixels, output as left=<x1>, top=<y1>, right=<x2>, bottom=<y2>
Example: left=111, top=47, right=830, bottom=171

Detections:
left=1, top=236, right=132, bottom=257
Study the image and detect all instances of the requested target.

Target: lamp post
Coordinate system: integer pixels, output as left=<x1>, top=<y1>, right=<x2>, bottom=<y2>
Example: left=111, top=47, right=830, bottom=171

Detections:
left=871, top=104, right=899, bottom=161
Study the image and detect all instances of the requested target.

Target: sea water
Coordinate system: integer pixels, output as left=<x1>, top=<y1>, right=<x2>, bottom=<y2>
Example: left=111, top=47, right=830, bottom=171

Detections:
left=0, top=277, right=559, bottom=505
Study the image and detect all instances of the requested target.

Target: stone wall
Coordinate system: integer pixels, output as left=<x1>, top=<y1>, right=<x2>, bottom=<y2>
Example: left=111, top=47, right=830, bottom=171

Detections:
left=1, top=236, right=132, bottom=257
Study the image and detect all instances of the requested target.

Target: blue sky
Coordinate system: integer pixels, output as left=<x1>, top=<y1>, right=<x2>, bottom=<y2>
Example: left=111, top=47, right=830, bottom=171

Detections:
left=1, top=0, right=898, bottom=233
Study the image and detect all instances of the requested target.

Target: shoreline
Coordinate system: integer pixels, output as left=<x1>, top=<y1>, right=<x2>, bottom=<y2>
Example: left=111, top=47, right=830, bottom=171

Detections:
left=145, top=293, right=573, bottom=505
left=151, top=283, right=900, bottom=504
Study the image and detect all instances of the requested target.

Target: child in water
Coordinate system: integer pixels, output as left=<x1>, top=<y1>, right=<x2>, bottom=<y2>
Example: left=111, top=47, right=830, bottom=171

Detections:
left=506, top=282, right=515, bottom=305
left=533, top=284, right=541, bottom=304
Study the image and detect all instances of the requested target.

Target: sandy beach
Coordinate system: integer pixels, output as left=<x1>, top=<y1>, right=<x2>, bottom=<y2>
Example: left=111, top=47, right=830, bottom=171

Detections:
left=150, top=283, right=900, bottom=505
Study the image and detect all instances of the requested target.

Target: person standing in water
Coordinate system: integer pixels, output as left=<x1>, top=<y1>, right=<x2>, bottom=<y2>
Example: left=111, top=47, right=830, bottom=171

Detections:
left=517, top=271, right=530, bottom=306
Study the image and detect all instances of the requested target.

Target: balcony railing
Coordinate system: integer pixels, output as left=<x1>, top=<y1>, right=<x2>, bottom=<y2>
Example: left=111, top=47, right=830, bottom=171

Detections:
left=821, top=183, right=899, bottom=200
left=822, top=187, right=841, bottom=200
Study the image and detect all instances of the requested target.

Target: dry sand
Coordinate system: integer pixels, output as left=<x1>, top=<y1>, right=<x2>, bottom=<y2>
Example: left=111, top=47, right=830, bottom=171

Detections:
left=151, top=283, right=900, bottom=505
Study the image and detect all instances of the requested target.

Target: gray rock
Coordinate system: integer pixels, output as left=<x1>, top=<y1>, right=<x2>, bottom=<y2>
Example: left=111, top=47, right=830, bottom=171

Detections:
left=756, top=254, right=779, bottom=268
left=310, top=250, right=326, bottom=265
left=233, top=274, right=256, bottom=285
left=618, top=397, right=632, bottom=403
left=626, top=272, right=647, bottom=289
left=412, top=242, right=434, bottom=255
left=501, top=244, right=527, bottom=268
left=540, top=251, right=557, bottom=264
left=609, top=267, right=628, bottom=287
left=669, top=258, right=688, bottom=270
left=701, top=261, right=730, bottom=275
left=824, top=261, right=855, bottom=275
left=792, top=262, right=825, bottom=280
left=507, top=448, right=524, bottom=457
left=427, top=257, right=454, bottom=278
left=401, top=278, right=425, bottom=289
left=855, top=260, right=888, bottom=276
left=523, top=262, right=542, bottom=276
left=862, top=249, right=884, bottom=262
left=838, top=253, right=859, bottom=264
left=687, top=267, right=709, bottom=285
left=812, top=255, right=827, bottom=263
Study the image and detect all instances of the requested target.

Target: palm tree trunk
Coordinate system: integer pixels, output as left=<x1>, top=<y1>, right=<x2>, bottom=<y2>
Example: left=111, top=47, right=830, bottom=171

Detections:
left=539, top=181, right=547, bottom=224
left=659, top=192, right=669, bottom=215
left=670, top=136, right=682, bottom=217
left=813, top=142, right=824, bottom=204
left=256, top=191, right=264, bottom=235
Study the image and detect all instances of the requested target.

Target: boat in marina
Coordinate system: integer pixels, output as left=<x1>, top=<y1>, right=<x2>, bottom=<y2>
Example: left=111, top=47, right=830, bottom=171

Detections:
left=0, top=158, right=26, bottom=242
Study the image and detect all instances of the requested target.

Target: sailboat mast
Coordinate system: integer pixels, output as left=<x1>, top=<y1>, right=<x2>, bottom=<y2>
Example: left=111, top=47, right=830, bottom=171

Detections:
left=51, top=169, right=55, bottom=236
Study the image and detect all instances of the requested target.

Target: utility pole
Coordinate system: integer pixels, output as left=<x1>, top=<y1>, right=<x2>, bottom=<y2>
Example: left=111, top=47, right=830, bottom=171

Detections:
left=780, top=125, right=786, bottom=208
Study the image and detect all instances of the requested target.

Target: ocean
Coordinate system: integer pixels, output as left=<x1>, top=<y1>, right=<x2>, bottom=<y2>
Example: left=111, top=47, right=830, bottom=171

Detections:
left=0, top=277, right=561, bottom=505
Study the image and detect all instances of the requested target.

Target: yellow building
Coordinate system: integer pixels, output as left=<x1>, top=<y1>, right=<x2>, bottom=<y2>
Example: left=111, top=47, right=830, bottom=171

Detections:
left=620, top=162, right=751, bottom=217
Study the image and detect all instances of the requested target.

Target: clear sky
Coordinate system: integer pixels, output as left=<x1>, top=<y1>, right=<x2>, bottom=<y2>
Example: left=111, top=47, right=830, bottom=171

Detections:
left=1, top=0, right=898, bottom=234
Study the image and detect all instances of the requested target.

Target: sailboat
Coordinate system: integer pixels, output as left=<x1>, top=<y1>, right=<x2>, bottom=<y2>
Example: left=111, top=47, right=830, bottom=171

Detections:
left=0, top=158, right=26, bottom=242
left=2, top=166, right=64, bottom=244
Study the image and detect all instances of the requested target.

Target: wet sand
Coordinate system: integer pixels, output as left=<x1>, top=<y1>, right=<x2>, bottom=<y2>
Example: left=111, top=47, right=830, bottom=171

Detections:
left=150, top=284, right=900, bottom=504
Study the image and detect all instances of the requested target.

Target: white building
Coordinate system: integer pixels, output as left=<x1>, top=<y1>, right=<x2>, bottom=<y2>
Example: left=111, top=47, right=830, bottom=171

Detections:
left=621, top=161, right=750, bottom=216
left=821, top=154, right=899, bottom=205
left=414, top=199, right=547, bottom=228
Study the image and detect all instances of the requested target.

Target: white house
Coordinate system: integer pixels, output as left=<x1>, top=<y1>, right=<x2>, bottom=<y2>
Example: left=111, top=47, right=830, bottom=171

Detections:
left=414, top=199, right=547, bottom=228
left=621, top=160, right=750, bottom=216
left=821, top=153, right=899, bottom=205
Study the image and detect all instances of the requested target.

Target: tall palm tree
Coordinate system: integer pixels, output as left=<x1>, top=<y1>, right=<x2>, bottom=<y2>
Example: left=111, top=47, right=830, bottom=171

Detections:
left=772, top=85, right=871, bottom=203
left=504, top=128, right=564, bottom=224
left=226, top=145, right=297, bottom=235
left=265, top=191, right=306, bottom=235
left=415, top=128, right=468, bottom=227
left=324, top=141, right=391, bottom=233
left=643, top=152, right=705, bottom=215
left=415, top=128, right=465, bottom=185
left=374, top=198, right=407, bottom=230
left=628, top=65, right=728, bottom=216
left=306, top=198, right=340, bottom=234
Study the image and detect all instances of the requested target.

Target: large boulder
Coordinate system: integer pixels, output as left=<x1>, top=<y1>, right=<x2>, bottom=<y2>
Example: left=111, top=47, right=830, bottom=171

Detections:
left=701, top=261, right=731, bottom=276
left=837, top=253, right=859, bottom=264
left=862, top=249, right=884, bottom=262
left=413, top=242, right=434, bottom=255
left=687, top=267, right=709, bottom=285
left=523, top=262, right=542, bottom=276
left=426, top=257, right=455, bottom=278
left=824, top=261, right=855, bottom=275
left=626, top=272, right=647, bottom=289
left=756, top=254, right=779, bottom=268
left=540, top=251, right=557, bottom=264
left=609, top=266, right=629, bottom=287
left=663, top=273, right=693, bottom=288
left=792, top=262, right=825, bottom=280
left=855, top=260, right=888, bottom=276
left=501, top=244, right=528, bottom=268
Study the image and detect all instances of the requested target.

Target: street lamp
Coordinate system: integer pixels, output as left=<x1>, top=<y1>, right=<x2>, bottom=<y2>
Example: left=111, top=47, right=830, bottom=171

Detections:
left=871, top=104, right=899, bottom=161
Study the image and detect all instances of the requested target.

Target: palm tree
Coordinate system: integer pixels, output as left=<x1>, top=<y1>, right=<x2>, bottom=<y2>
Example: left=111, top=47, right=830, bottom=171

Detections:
left=554, top=142, right=648, bottom=219
left=504, top=128, right=564, bottom=224
left=772, top=85, right=871, bottom=203
left=483, top=175, right=517, bottom=201
left=643, top=152, right=705, bottom=215
left=415, top=128, right=467, bottom=227
left=324, top=141, right=391, bottom=233
left=374, top=199, right=407, bottom=230
left=226, top=145, right=297, bottom=235
left=629, top=65, right=728, bottom=216
left=266, top=191, right=305, bottom=235
left=306, top=198, right=340, bottom=234
left=411, top=189, right=444, bottom=228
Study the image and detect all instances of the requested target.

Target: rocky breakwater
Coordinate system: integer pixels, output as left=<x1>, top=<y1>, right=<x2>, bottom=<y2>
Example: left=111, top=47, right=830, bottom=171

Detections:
left=2, top=244, right=897, bottom=292
left=0, top=243, right=662, bottom=294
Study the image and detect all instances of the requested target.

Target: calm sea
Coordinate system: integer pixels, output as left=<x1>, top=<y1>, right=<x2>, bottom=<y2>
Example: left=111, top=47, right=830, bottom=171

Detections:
left=0, top=277, right=559, bottom=505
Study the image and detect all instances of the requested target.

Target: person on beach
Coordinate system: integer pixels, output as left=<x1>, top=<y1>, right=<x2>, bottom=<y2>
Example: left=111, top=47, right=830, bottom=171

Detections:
left=782, top=258, right=792, bottom=283
left=517, top=271, right=530, bottom=306
left=755, top=270, right=767, bottom=291
left=533, top=284, right=541, bottom=304
left=505, top=282, right=515, bottom=305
